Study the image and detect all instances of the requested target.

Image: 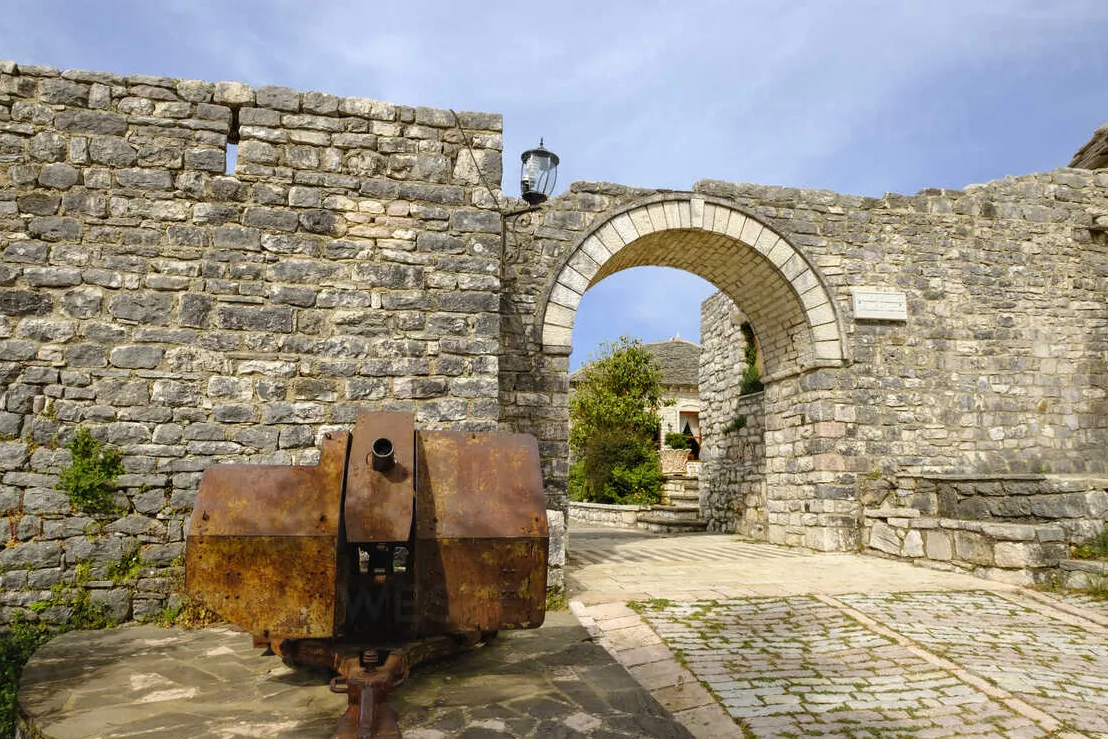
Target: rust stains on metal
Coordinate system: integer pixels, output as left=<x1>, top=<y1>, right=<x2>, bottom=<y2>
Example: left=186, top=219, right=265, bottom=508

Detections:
left=413, top=430, right=549, bottom=633
left=415, top=430, right=547, bottom=540
left=414, top=538, right=547, bottom=632
left=186, top=535, right=340, bottom=638
left=345, top=412, right=415, bottom=544
left=185, top=413, right=552, bottom=739
left=189, top=431, right=349, bottom=539
left=185, top=431, right=349, bottom=639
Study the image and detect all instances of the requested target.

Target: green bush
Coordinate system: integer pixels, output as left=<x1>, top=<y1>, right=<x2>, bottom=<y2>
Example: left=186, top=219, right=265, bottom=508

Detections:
left=664, top=432, right=691, bottom=450
left=0, top=618, right=50, bottom=739
left=723, top=415, right=748, bottom=434
left=58, top=428, right=124, bottom=514
left=568, top=460, right=588, bottom=502
left=576, top=428, right=662, bottom=505
left=603, top=456, right=663, bottom=505
left=740, top=364, right=764, bottom=395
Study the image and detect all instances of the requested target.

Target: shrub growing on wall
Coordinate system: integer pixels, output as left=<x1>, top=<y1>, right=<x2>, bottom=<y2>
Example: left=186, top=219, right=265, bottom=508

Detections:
left=569, top=336, right=665, bottom=505
left=740, top=322, right=764, bottom=395
left=58, top=428, right=124, bottom=514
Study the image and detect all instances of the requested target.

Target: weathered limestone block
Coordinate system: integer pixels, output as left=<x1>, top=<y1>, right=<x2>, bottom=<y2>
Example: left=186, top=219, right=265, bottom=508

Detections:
left=901, top=529, right=925, bottom=558
left=64, top=536, right=126, bottom=567
left=90, top=589, right=132, bottom=623
left=868, top=521, right=902, bottom=554
left=953, top=531, right=994, bottom=566
left=1030, top=493, right=1090, bottom=519
left=0, top=539, right=62, bottom=569
left=1086, top=490, right=1108, bottom=518
left=109, top=293, right=173, bottom=325
left=109, top=345, right=163, bottom=369
left=21, top=488, right=68, bottom=515
left=53, top=109, right=126, bottom=135
left=993, top=541, right=1067, bottom=569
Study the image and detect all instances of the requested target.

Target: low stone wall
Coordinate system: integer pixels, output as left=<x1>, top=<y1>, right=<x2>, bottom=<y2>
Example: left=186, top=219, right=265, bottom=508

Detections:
left=864, top=506, right=1073, bottom=585
left=0, top=60, right=506, bottom=625
left=1059, top=559, right=1108, bottom=590
left=568, top=501, right=649, bottom=528
left=887, top=475, right=1108, bottom=540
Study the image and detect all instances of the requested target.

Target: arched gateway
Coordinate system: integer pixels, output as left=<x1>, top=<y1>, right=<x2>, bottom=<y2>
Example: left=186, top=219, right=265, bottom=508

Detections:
left=538, top=193, right=848, bottom=377
left=497, top=190, right=864, bottom=554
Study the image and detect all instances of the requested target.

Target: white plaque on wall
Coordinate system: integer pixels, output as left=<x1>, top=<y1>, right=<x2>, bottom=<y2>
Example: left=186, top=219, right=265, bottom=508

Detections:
left=852, top=290, right=908, bottom=321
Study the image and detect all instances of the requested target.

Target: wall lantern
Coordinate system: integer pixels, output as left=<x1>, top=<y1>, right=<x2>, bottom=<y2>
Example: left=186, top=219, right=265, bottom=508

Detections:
left=520, top=139, right=559, bottom=205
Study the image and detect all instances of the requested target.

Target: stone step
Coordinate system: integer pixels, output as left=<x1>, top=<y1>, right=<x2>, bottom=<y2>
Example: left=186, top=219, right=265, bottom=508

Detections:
left=635, top=516, right=709, bottom=534
left=641, top=505, right=703, bottom=524
left=668, top=491, right=699, bottom=504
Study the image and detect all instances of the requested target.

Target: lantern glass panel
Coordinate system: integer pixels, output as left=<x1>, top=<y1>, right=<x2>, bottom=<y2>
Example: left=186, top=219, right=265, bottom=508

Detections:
left=520, top=143, right=559, bottom=204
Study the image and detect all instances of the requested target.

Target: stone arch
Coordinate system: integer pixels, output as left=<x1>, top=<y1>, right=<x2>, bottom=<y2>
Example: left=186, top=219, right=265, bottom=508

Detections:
left=538, top=193, right=847, bottom=378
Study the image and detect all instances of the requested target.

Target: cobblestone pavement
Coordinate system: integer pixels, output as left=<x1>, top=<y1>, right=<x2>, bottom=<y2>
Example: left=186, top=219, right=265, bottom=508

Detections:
left=570, top=527, right=1108, bottom=739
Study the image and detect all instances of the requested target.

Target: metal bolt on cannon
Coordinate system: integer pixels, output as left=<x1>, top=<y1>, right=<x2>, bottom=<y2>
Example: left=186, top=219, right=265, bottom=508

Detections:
left=186, top=412, right=550, bottom=738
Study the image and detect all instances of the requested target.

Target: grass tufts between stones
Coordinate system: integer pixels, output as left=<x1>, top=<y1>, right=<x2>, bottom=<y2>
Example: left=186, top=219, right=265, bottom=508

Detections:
left=1071, top=529, right=1108, bottom=561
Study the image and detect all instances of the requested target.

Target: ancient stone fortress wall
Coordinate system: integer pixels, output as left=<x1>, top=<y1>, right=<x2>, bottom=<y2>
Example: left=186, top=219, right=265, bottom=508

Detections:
left=506, top=162, right=1108, bottom=554
left=698, top=291, right=766, bottom=536
left=0, top=60, right=505, bottom=623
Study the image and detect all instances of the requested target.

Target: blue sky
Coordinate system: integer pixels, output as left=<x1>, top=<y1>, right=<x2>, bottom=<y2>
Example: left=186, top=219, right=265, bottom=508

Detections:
left=4, top=1, right=1107, bottom=369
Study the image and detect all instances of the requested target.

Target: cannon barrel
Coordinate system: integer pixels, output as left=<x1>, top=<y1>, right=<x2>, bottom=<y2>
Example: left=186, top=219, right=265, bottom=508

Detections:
left=371, top=437, right=395, bottom=472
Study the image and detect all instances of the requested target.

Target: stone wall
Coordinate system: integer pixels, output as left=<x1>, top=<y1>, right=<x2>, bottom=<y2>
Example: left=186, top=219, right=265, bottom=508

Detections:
left=863, top=476, right=1107, bottom=585
left=567, top=501, right=649, bottom=528
left=690, top=174, right=1108, bottom=478
left=699, top=292, right=767, bottom=535
left=0, top=60, right=506, bottom=623
left=509, top=167, right=1108, bottom=549
left=863, top=506, right=1072, bottom=586
left=883, top=474, right=1108, bottom=538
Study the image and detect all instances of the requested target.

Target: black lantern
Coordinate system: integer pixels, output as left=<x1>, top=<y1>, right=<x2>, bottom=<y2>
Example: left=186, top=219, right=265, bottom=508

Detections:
left=520, top=139, right=559, bottom=205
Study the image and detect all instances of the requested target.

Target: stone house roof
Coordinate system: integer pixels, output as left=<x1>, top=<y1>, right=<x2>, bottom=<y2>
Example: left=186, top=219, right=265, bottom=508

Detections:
left=571, top=337, right=701, bottom=389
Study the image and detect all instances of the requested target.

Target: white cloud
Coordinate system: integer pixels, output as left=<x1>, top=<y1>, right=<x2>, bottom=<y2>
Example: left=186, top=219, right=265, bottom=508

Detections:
left=2, top=0, right=1106, bottom=371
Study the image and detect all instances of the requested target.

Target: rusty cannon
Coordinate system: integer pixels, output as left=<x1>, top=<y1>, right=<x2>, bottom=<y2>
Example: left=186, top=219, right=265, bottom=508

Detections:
left=185, top=411, right=549, bottom=738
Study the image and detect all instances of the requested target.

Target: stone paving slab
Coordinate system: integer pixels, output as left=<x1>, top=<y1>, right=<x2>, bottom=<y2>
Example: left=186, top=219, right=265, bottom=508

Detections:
left=19, top=624, right=341, bottom=739
left=582, top=592, right=1108, bottom=739
left=19, top=612, right=694, bottom=739
left=570, top=528, right=1108, bottom=739
left=567, top=530, right=1012, bottom=605
left=838, top=591, right=1108, bottom=736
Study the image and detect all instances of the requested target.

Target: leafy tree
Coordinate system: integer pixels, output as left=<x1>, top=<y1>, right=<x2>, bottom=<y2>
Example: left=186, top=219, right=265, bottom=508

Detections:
left=569, top=336, right=665, bottom=505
